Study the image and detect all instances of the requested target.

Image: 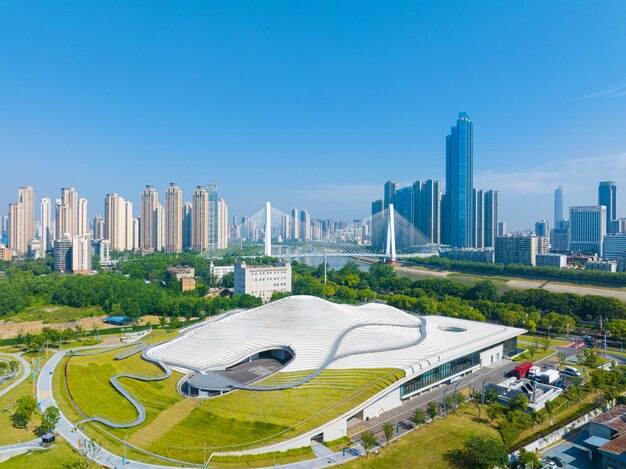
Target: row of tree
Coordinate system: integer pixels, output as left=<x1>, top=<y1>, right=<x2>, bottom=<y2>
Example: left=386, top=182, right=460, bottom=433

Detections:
left=409, top=256, right=626, bottom=287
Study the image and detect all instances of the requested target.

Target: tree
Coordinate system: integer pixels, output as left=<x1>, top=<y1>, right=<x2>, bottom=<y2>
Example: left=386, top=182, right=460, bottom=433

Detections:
left=486, top=403, right=503, bottom=424
left=39, top=406, right=60, bottom=435
left=484, top=389, right=499, bottom=404
left=412, top=408, right=426, bottom=427
left=465, top=280, right=499, bottom=302
left=158, top=316, right=167, bottom=328
left=220, top=272, right=234, bottom=288
left=544, top=400, right=558, bottom=424
left=443, top=393, right=454, bottom=414
left=517, top=448, right=541, bottom=468
left=382, top=422, right=394, bottom=446
left=360, top=430, right=376, bottom=454
left=11, top=395, right=37, bottom=428
left=447, top=435, right=508, bottom=469
left=508, top=393, right=529, bottom=412
left=539, top=336, right=550, bottom=352
left=427, top=401, right=438, bottom=422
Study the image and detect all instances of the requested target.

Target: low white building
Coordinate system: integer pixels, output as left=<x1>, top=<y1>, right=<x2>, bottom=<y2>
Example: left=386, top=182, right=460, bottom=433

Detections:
left=210, top=261, right=235, bottom=281
left=234, top=262, right=291, bottom=302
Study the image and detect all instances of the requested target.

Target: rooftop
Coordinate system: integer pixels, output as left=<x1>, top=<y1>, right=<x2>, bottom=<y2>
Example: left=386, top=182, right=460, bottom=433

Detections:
left=600, top=433, right=626, bottom=455
left=592, top=405, right=626, bottom=433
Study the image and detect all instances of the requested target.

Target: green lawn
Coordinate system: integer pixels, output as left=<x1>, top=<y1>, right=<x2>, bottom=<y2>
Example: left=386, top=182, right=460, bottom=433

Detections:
left=0, top=440, right=89, bottom=468
left=0, top=372, right=38, bottom=445
left=513, top=347, right=556, bottom=362
left=345, top=406, right=501, bottom=469
left=519, top=334, right=572, bottom=347
left=4, top=304, right=105, bottom=323
left=55, top=344, right=404, bottom=464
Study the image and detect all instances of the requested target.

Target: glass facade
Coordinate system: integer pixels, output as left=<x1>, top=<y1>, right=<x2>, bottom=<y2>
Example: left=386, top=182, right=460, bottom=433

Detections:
left=445, top=112, right=473, bottom=248
left=400, top=350, right=480, bottom=397
left=503, top=337, right=518, bottom=358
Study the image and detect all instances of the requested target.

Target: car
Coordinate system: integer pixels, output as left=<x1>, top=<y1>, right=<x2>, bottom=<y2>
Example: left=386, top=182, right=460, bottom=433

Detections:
left=541, top=457, right=556, bottom=467
left=549, top=456, right=567, bottom=467
left=563, top=366, right=582, bottom=377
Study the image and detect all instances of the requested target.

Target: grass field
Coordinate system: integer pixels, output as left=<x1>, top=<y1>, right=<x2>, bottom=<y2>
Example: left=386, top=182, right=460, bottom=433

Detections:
left=513, top=347, right=556, bottom=362
left=0, top=370, right=38, bottom=445
left=0, top=440, right=89, bottom=468
left=5, top=304, right=105, bottom=323
left=344, top=406, right=501, bottom=469
left=55, top=344, right=404, bottom=464
left=519, top=334, right=572, bottom=347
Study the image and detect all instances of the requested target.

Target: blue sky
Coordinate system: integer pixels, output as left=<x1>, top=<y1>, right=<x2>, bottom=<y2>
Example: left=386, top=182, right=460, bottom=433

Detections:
left=2, top=1, right=626, bottom=230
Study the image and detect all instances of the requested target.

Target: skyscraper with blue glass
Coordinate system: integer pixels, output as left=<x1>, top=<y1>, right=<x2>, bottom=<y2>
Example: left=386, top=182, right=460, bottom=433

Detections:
left=445, top=112, right=473, bottom=248
left=599, top=181, right=617, bottom=233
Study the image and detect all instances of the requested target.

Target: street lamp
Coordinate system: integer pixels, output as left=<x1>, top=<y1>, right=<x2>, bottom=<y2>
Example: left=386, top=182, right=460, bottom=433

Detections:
left=204, top=442, right=207, bottom=469
left=599, top=316, right=604, bottom=332
left=604, top=330, right=611, bottom=351
left=123, top=435, right=128, bottom=466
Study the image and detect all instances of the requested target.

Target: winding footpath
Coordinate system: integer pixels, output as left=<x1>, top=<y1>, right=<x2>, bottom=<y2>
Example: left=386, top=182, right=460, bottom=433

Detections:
left=0, top=352, right=31, bottom=398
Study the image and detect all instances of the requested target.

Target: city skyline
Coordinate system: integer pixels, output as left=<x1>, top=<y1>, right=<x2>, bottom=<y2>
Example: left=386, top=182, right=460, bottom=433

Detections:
left=2, top=3, right=626, bottom=229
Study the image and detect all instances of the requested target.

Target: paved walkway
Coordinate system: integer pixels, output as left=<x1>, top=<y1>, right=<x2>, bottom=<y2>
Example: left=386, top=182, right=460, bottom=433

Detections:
left=0, top=352, right=31, bottom=398
left=0, top=438, right=45, bottom=464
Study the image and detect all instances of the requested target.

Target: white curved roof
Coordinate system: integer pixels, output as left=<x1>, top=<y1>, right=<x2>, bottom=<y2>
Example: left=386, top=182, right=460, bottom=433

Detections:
left=146, top=295, right=523, bottom=375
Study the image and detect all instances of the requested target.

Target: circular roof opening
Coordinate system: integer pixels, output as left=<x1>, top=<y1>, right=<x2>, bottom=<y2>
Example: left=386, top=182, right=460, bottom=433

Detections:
left=439, top=325, right=467, bottom=333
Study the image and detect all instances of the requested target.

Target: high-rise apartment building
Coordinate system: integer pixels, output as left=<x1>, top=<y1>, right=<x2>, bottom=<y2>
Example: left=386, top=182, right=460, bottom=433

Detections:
left=217, top=198, right=228, bottom=249
left=139, top=185, right=159, bottom=252
left=155, top=205, right=165, bottom=251
left=551, top=219, right=569, bottom=252
left=191, top=186, right=208, bottom=251
left=72, top=235, right=92, bottom=273
left=8, top=186, right=35, bottom=255
left=164, top=183, right=183, bottom=253
left=472, top=189, right=485, bottom=249
left=124, top=201, right=134, bottom=251
left=61, top=187, right=78, bottom=237
left=53, top=237, right=73, bottom=273
left=394, top=186, right=414, bottom=248
left=41, top=197, right=52, bottom=252
left=371, top=199, right=384, bottom=250
left=104, top=193, right=130, bottom=251
left=484, top=190, right=499, bottom=249
left=599, top=181, right=617, bottom=233
left=445, top=112, right=473, bottom=248
left=554, top=185, right=564, bottom=227
left=281, top=213, right=291, bottom=241
left=78, top=198, right=89, bottom=235
left=92, top=215, right=105, bottom=240
left=569, top=205, right=606, bottom=256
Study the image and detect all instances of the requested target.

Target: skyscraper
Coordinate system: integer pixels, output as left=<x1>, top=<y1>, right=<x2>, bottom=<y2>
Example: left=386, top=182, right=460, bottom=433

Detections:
left=124, top=201, right=134, bottom=250
left=599, top=181, right=617, bottom=233
left=164, top=183, right=183, bottom=253
left=139, top=185, right=159, bottom=252
left=445, top=112, right=473, bottom=248
left=92, top=215, right=105, bottom=241
left=290, top=209, right=300, bottom=240
left=394, top=186, right=414, bottom=248
left=191, top=186, right=208, bottom=252
left=383, top=180, right=398, bottom=210
left=182, top=201, right=192, bottom=250
left=569, top=206, right=606, bottom=256
left=41, top=197, right=52, bottom=251
left=413, top=179, right=442, bottom=245
left=300, top=210, right=311, bottom=241
left=554, top=185, right=564, bottom=226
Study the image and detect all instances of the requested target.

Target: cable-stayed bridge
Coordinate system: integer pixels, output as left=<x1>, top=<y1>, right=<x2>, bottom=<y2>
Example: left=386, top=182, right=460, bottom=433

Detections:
left=215, top=202, right=436, bottom=263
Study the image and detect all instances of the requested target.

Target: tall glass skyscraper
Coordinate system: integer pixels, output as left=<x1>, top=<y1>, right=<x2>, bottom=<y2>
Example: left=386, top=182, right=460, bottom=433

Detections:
left=554, top=185, right=564, bottom=226
left=599, top=181, right=617, bottom=232
left=445, top=112, right=473, bottom=248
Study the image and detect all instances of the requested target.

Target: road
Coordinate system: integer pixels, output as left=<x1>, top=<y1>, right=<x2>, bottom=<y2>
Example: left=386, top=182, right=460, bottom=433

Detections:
left=350, top=342, right=582, bottom=448
left=0, top=352, right=31, bottom=398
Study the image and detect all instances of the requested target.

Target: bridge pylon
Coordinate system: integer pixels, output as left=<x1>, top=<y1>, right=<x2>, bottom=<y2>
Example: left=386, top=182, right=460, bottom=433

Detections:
left=385, top=203, right=397, bottom=263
